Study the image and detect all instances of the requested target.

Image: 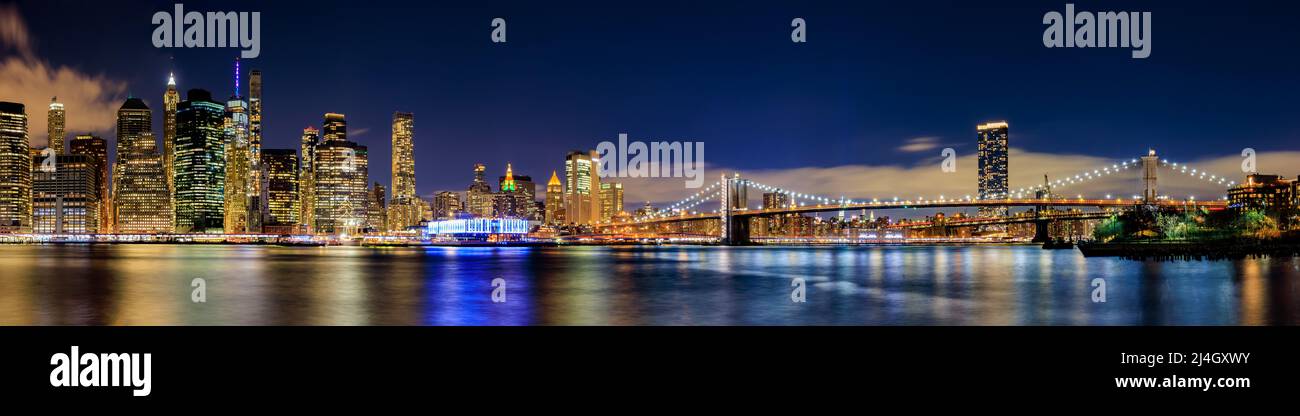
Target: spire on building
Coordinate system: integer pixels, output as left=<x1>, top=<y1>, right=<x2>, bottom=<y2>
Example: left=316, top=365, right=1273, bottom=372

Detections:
left=502, top=163, right=517, bottom=192
left=548, top=170, right=561, bottom=186
left=168, top=72, right=176, bottom=87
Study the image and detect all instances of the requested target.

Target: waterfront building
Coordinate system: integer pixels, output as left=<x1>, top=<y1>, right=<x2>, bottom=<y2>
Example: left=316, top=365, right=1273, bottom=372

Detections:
left=163, top=73, right=180, bottom=202
left=368, top=182, right=387, bottom=233
left=563, top=150, right=602, bottom=225
left=1228, top=174, right=1296, bottom=212
left=977, top=121, right=1009, bottom=218
left=247, top=68, right=268, bottom=231
left=299, top=127, right=319, bottom=233
left=32, top=154, right=99, bottom=234
left=223, top=90, right=251, bottom=234
left=113, top=99, right=172, bottom=233
left=545, top=171, right=563, bottom=224
left=69, top=134, right=109, bottom=232
left=466, top=163, right=493, bottom=217
left=47, top=97, right=64, bottom=154
left=387, top=112, right=421, bottom=230
left=0, top=102, right=31, bottom=233
left=261, top=149, right=299, bottom=233
left=313, top=113, right=369, bottom=235
left=434, top=191, right=462, bottom=220
left=174, top=89, right=227, bottom=233
left=600, top=182, right=624, bottom=222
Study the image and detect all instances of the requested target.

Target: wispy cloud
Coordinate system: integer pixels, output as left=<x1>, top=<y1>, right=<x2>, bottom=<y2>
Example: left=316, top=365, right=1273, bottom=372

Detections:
left=896, top=136, right=942, bottom=153
left=0, top=5, right=127, bottom=147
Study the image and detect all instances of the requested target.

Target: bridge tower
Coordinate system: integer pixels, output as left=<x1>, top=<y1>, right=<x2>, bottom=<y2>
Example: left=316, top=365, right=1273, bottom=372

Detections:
left=720, top=173, right=751, bottom=245
left=1142, top=148, right=1159, bottom=203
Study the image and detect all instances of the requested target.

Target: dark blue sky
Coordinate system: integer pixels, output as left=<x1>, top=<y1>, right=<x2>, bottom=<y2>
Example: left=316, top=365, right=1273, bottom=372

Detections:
left=11, top=0, right=1300, bottom=199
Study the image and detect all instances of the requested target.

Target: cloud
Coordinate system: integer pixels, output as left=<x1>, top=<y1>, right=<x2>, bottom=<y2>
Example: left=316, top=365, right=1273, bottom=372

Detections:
left=616, top=149, right=1300, bottom=208
left=349, top=128, right=371, bottom=138
left=896, top=136, right=942, bottom=153
left=0, top=6, right=127, bottom=147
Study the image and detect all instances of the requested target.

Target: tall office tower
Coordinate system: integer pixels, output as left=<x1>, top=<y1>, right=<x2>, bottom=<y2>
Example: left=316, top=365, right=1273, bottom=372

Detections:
left=367, top=182, right=387, bottom=233
left=299, top=127, right=319, bottom=233
left=387, top=112, right=420, bottom=231
left=163, top=73, right=180, bottom=209
left=545, top=171, right=563, bottom=224
left=261, top=149, right=299, bottom=233
left=493, top=164, right=533, bottom=218
left=976, top=121, right=1010, bottom=219
left=223, top=87, right=251, bottom=234
left=113, top=99, right=172, bottom=233
left=563, top=150, right=602, bottom=225
left=313, top=113, right=369, bottom=235
left=174, top=89, right=227, bottom=233
left=32, top=154, right=99, bottom=234
left=0, top=102, right=31, bottom=233
left=599, top=182, right=624, bottom=222
left=466, top=163, right=493, bottom=217
left=247, top=68, right=268, bottom=231
left=47, top=97, right=65, bottom=154
left=762, top=192, right=793, bottom=235
left=419, top=197, right=434, bottom=222
left=69, top=134, right=109, bottom=232
left=433, top=191, right=462, bottom=220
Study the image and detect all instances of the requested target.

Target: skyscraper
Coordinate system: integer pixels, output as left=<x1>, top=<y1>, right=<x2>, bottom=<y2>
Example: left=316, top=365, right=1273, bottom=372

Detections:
left=545, top=171, right=563, bottom=224
left=466, top=163, right=493, bottom=217
left=261, top=149, right=299, bottom=233
left=367, top=182, right=386, bottom=233
left=247, top=68, right=268, bottom=231
left=600, top=182, right=624, bottom=222
left=47, top=97, right=65, bottom=154
left=313, top=113, right=369, bottom=235
left=224, top=91, right=251, bottom=234
left=113, top=98, right=172, bottom=233
left=563, top=150, right=602, bottom=225
left=299, top=127, right=319, bottom=233
left=163, top=73, right=180, bottom=211
left=0, top=102, right=31, bottom=233
left=174, top=89, right=227, bottom=233
left=32, top=154, right=99, bottom=234
left=977, top=121, right=1009, bottom=219
left=387, top=112, right=420, bottom=230
left=69, top=134, right=109, bottom=232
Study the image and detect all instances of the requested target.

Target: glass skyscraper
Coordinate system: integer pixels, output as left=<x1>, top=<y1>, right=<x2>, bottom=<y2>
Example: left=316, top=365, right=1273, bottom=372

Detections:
left=0, top=102, right=31, bottom=233
left=977, top=121, right=1009, bottom=219
left=313, top=113, right=369, bottom=235
left=174, top=89, right=227, bottom=233
left=113, top=98, right=172, bottom=233
left=261, top=148, right=299, bottom=233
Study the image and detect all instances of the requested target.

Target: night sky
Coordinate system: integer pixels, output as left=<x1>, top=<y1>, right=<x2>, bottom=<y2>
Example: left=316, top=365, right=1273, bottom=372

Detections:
left=6, top=0, right=1299, bottom=203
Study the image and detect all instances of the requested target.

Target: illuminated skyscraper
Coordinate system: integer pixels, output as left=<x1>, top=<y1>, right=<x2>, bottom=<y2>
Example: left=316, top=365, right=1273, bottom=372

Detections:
left=299, top=127, right=319, bottom=233
left=223, top=88, right=251, bottom=234
left=174, top=89, right=227, bottom=233
left=314, top=113, right=369, bottom=235
left=69, top=134, right=109, bottom=232
left=261, top=149, right=299, bottom=233
left=247, top=68, right=268, bottom=231
left=563, top=150, right=602, bottom=225
left=163, top=73, right=180, bottom=211
left=32, top=154, right=99, bottom=234
left=0, top=102, right=31, bottom=233
left=600, top=181, right=624, bottom=222
left=466, top=163, right=493, bottom=217
left=977, top=121, right=1009, bottom=218
left=113, top=98, right=172, bottom=233
left=367, top=182, right=386, bottom=233
left=387, top=112, right=420, bottom=231
left=545, top=171, right=563, bottom=224
left=47, top=97, right=65, bottom=154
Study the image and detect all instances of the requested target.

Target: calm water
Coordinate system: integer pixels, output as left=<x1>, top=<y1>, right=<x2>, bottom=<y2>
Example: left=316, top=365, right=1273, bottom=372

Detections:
left=0, top=244, right=1297, bottom=325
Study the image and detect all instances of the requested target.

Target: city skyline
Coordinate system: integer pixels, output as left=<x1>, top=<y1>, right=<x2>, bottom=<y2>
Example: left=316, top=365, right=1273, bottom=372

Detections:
left=3, top=1, right=1300, bottom=207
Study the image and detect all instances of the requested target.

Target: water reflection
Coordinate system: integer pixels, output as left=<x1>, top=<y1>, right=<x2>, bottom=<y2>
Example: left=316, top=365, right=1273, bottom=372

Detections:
left=0, top=244, right=1297, bottom=325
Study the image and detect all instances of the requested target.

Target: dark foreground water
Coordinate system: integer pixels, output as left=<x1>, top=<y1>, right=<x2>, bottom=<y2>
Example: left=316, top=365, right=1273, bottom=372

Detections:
left=1, top=244, right=1298, bottom=325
